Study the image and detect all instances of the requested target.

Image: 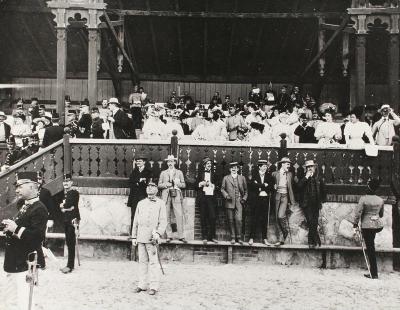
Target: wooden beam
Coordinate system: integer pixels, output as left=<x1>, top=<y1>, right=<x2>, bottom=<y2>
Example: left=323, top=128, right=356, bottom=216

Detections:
left=251, top=1, right=270, bottom=75
left=20, top=17, right=53, bottom=72
left=1, top=27, right=31, bottom=73
left=146, top=0, right=161, bottom=75
left=104, top=12, right=139, bottom=84
left=226, top=0, right=239, bottom=74
left=203, top=0, right=209, bottom=77
left=320, top=23, right=355, bottom=33
left=175, top=0, right=184, bottom=76
left=299, top=15, right=351, bottom=79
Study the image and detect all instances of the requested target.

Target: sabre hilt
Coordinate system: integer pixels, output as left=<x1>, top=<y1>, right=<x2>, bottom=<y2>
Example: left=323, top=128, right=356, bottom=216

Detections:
left=26, top=251, right=38, bottom=286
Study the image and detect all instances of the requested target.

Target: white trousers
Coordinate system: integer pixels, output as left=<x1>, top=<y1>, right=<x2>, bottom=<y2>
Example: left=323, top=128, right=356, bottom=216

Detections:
left=4, top=272, right=35, bottom=310
left=137, top=243, right=161, bottom=291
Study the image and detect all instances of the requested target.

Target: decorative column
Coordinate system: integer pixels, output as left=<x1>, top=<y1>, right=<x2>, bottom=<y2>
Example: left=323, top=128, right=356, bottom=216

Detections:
left=56, top=27, right=67, bottom=124
left=355, top=34, right=367, bottom=108
left=389, top=15, right=400, bottom=112
left=318, top=18, right=326, bottom=77
left=88, top=29, right=99, bottom=107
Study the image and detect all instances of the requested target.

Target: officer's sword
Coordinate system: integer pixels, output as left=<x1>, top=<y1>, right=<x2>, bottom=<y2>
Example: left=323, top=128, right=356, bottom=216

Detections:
left=356, top=228, right=372, bottom=278
left=26, top=251, right=38, bottom=310
left=72, top=219, right=80, bottom=266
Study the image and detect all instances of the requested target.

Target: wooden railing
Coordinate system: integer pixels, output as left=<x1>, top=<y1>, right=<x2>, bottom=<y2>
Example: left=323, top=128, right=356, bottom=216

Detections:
left=0, top=140, right=64, bottom=219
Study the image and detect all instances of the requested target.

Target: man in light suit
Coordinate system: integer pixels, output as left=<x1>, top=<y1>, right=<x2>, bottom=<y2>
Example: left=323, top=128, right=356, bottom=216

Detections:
left=158, top=155, right=187, bottom=243
left=272, top=157, right=296, bottom=245
left=221, top=162, right=248, bottom=244
left=372, top=104, right=400, bottom=146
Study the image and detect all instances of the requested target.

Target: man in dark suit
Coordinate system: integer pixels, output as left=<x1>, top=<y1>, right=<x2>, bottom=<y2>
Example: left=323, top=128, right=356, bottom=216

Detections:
left=42, top=113, right=64, bottom=147
left=272, top=157, right=296, bottom=245
left=297, top=160, right=325, bottom=248
left=76, top=102, right=92, bottom=138
left=127, top=153, right=153, bottom=229
left=60, top=174, right=80, bottom=274
left=90, top=107, right=105, bottom=139
left=196, top=157, right=219, bottom=244
left=2, top=171, right=48, bottom=310
left=221, top=162, right=248, bottom=244
left=0, top=111, right=11, bottom=143
left=248, top=160, right=275, bottom=246
left=108, top=98, right=136, bottom=139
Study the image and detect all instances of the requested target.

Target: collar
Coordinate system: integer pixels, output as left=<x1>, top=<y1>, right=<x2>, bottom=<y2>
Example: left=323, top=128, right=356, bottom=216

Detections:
left=204, top=170, right=211, bottom=173
left=231, top=173, right=238, bottom=178
left=25, top=197, right=39, bottom=205
left=280, top=169, right=287, bottom=175
left=138, top=166, right=144, bottom=172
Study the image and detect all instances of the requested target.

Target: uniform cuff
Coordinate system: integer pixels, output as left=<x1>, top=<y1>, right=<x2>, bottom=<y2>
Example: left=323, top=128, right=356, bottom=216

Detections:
left=16, top=226, right=25, bottom=239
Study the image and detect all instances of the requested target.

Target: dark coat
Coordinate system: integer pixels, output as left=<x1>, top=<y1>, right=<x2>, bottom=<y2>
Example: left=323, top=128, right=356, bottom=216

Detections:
left=0, top=122, right=11, bottom=142
left=62, top=189, right=80, bottom=223
left=91, top=117, right=104, bottom=139
left=196, top=169, right=219, bottom=203
left=127, top=167, right=153, bottom=208
left=4, top=200, right=48, bottom=273
left=297, top=175, right=326, bottom=210
left=77, top=114, right=92, bottom=138
left=249, top=170, right=275, bottom=202
left=40, top=187, right=57, bottom=221
left=42, top=125, right=64, bottom=147
left=113, top=109, right=135, bottom=139
left=294, top=124, right=317, bottom=143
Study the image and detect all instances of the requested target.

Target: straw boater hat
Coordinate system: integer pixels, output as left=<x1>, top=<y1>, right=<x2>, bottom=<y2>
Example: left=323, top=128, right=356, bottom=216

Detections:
left=165, top=155, right=177, bottom=162
left=278, top=157, right=292, bottom=164
left=258, top=159, right=269, bottom=166
left=229, top=161, right=239, bottom=167
left=202, top=157, right=212, bottom=166
left=135, top=152, right=147, bottom=161
left=378, top=104, right=390, bottom=113
left=304, top=160, right=317, bottom=167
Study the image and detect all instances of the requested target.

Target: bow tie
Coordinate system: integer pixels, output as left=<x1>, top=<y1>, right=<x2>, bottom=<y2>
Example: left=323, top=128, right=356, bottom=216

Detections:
left=148, top=197, right=157, bottom=202
left=205, top=169, right=211, bottom=173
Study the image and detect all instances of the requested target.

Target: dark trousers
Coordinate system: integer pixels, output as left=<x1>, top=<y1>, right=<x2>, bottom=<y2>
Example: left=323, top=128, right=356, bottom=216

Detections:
left=65, top=224, right=76, bottom=269
left=37, top=246, right=45, bottom=268
left=130, top=205, right=137, bottom=233
left=199, top=196, right=217, bottom=240
left=362, top=227, right=383, bottom=278
left=226, top=208, right=242, bottom=240
left=303, top=205, right=321, bottom=246
left=250, top=196, right=269, bottom=240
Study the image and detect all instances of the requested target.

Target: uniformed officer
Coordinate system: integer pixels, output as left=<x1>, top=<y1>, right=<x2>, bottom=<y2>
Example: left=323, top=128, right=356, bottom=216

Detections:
left=131, top=181, right=167, bottom=296
left=2, top=171, right=48, bottom=310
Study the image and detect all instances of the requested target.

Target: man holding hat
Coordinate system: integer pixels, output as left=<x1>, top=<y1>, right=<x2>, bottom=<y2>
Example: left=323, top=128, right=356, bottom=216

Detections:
left=196, top=157, right=219, bottom=244
left=248, top=160, right=275, bottom=245
left=297, top=160, right=326, bottom=248
left=272, top=157, right=296, bottom=245
left=2, top=171, right=48, bottom=310
left=221, top=162, right=248, bottom=244
left=372, top=104, right=400, bottom=146
left=127, top=153, right=153, bottom=229
left=158, top=155, right=187, bottom=243
left=77, top=102, right=92, bottom=138
left=60, top=174, right=80, bottom=274
left=0, top=111, right=11, bottom=143
left=131, top=181, right=167, bottom=295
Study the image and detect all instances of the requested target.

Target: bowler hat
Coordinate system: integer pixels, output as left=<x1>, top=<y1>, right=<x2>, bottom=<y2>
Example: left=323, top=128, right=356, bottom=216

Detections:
left=258, top=159, right=269, bottom=166
left=304, top=160, right=317, bottom=167
left=229, top=161, right=239, bottom=167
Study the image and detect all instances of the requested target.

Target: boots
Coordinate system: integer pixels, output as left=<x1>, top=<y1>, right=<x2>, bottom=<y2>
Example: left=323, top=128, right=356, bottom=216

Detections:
left=278, top=217, right=290, bottom=243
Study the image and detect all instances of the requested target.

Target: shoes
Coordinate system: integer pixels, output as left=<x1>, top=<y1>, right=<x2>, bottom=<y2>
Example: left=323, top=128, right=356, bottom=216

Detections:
left=60, top=266, right=73, bottom=274
left=264, top=239, right=273, bottom=246
left=211, top=239, right=218, bottom=244
left=309, top=244, right=316, bottom=249
left=202, top=239, right=207, bottom=245
left=364, top=274, right=378, bottom=279
left=179, top=238, right=188, bottom=244
left=238, top=239, right=244, bottom=245
left=148, top=289, right=157, bottom=295
left=274, top=241, right=283, bottom=246
left=230, top=239, right=236, bottom=245
left=165, top=238, right=172, bottom=243
left=135, top=287, right=146, bottom=293
left=248, top=238, right=254, bottom=246
left=39, top=265, right=46, bottom=270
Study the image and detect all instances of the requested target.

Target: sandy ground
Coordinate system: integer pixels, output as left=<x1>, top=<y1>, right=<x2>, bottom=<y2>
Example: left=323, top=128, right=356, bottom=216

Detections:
left=1, top=258, right=400, bottom=310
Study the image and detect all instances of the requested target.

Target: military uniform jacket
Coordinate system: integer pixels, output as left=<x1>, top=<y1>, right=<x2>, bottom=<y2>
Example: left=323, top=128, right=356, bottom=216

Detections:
left=351, top=195, right=385, bottom=229
left=62, top=189, right=80, bottom=223
left=127, top=167, right=153, bottom=208
left=131, top=197, right=167, bottom=243
left=4, top=199, right=48, bottom=273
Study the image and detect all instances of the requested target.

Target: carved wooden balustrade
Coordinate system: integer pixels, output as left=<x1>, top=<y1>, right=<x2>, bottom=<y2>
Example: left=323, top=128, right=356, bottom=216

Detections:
left=0, top=140, right=64, bottom=219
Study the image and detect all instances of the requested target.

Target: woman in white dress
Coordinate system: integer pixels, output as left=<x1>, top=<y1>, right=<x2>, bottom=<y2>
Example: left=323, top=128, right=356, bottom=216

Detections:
left=344, top=106, right=375, bottom=148
left=11, top=113, right=32, bottom=147
left=314, top=109, right=342, bottom=145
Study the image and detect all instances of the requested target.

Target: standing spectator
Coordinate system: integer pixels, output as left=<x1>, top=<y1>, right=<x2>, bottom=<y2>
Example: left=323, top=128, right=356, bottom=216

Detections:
left=210, top=91, right=222, bottom=106
left=99, top=99, right=111, bottom=138
left=65, top=113, right=79, bottom=138
left=294, top=114, right=317, bottom=143
left=0, top=111, right=11, bottom=143
left=350, top=178, right=384, bottom=279
left=290, top=86, right=303, bottom=108
left=90, top=107, right=104, bottom=139
left=314, top=108, right=342, bottom=145
left=222, top=95, right=231, bottom=112
left=276, top=85, right=292, bottom=113
left=372, top=104, right=400, bottom=146
left=128, top=85, right=144, bottom=131
left=249, top=84, right=262, bottom=105
left=42, top=113, right=64, bottom=147
left=60, top=174, right=80, bottom=274
left=108, top=98, right=135, bottom=139
left=197, top=157, right=219, bottom=244
left=264, top=82, right=277, bottom=107
left=248, top=160, right=275, bottom=245
left=297, top=160, right=326, bottom=248
left=226, top=106, right=246, bottom=141
left=29, top=97, right=40, bottom=120
left=11, top=113, right=31, bottom=147
left=127, top=153, right=153, bottom=229
left=1, top=135, right=22, bottom=170
left=77, top=102, right=92, bottom=138
left=158, top=155, right=187, bottom=243
left=272, top=157, right=296, bottom=246
left=131, top=181, right=167, bottom=295
left=221, top=162, right=248, bottom=245
left=344, top=106, right=375, bottom=148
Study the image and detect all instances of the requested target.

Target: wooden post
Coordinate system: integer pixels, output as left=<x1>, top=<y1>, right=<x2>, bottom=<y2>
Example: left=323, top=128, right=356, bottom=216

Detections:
left=392, top=140, right=400, bottom=270
left=56, top=28, right=67, bottom=125
left=63, top=134, right=72, bottom=176
left=170, top=130, right=179, bottom=158
left=388, top=34, right=399, bottom=113
left=279, top=133, right=288, bottom=159
left=355, top=34, right=367, bottom=107
left=88, top=29, right=99, bottom=107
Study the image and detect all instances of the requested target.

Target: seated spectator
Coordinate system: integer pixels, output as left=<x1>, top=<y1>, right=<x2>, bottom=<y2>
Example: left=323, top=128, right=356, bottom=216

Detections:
left=0, top=111, right=11, bottom=143
left=248, top=84, right=262, bottom=105
left=290, top=86, right=303, bottom=109
left=31, top=118, right=47, bottom=145
left=210, top=91, right=222, bottom=106
left=142, top=106, right=166, bottom=139
left=314, top=106, right=342, bottom=145
left=222, top=95, right=231, bottom=112
left=372, top=104, right=400, bottom=146
left=164, top=110, right=185, bottom=140
left=192, top=112, right=227, bottom=141
left=226, top=105, right=246, bottom=141
left=11, top=113, right=31, bottom=147
left=271, top=113, right=293, bottom=143
left=339, top=114, right=350, bottom=144
left=190, top=108, right=204, bottom=133
left=245, top=102, right=264, bottom=126
left=42, top=113, right=64, bottom=147
left=235, top=126, right=248, bottom=142
left=90, top=107, right=105, bottom=139
left=294, top=114, right=317, bottom=143
left=248, top=122, right=270, bottom=144
left=344, top=106, right=375, bottom=148
left=65, top=113, right=79, bottom=138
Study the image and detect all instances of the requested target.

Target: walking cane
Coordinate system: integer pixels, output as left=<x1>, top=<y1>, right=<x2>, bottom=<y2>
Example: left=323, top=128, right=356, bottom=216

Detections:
left=26, top=251, right=38, bottom=310
left=151, top=232, right=165, bottom=275
left=72, top=219, right=80, bottom=267
left=266, top=195, right=272, bottom=243
left=356, top=227, right=372, bottom=278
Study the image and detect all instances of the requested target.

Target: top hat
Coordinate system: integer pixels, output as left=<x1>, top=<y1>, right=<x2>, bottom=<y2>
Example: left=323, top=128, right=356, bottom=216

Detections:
left=135, top=152, right=147, bottom=160
left=304, top=160, right=317, bottom=167
left=15, top=171, right=39, bottom=186
left=165, top=155, right=177, bottom=162
left=278, top=157, right=292, bottom=164
left=258, top=159, right=269, bottom=166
